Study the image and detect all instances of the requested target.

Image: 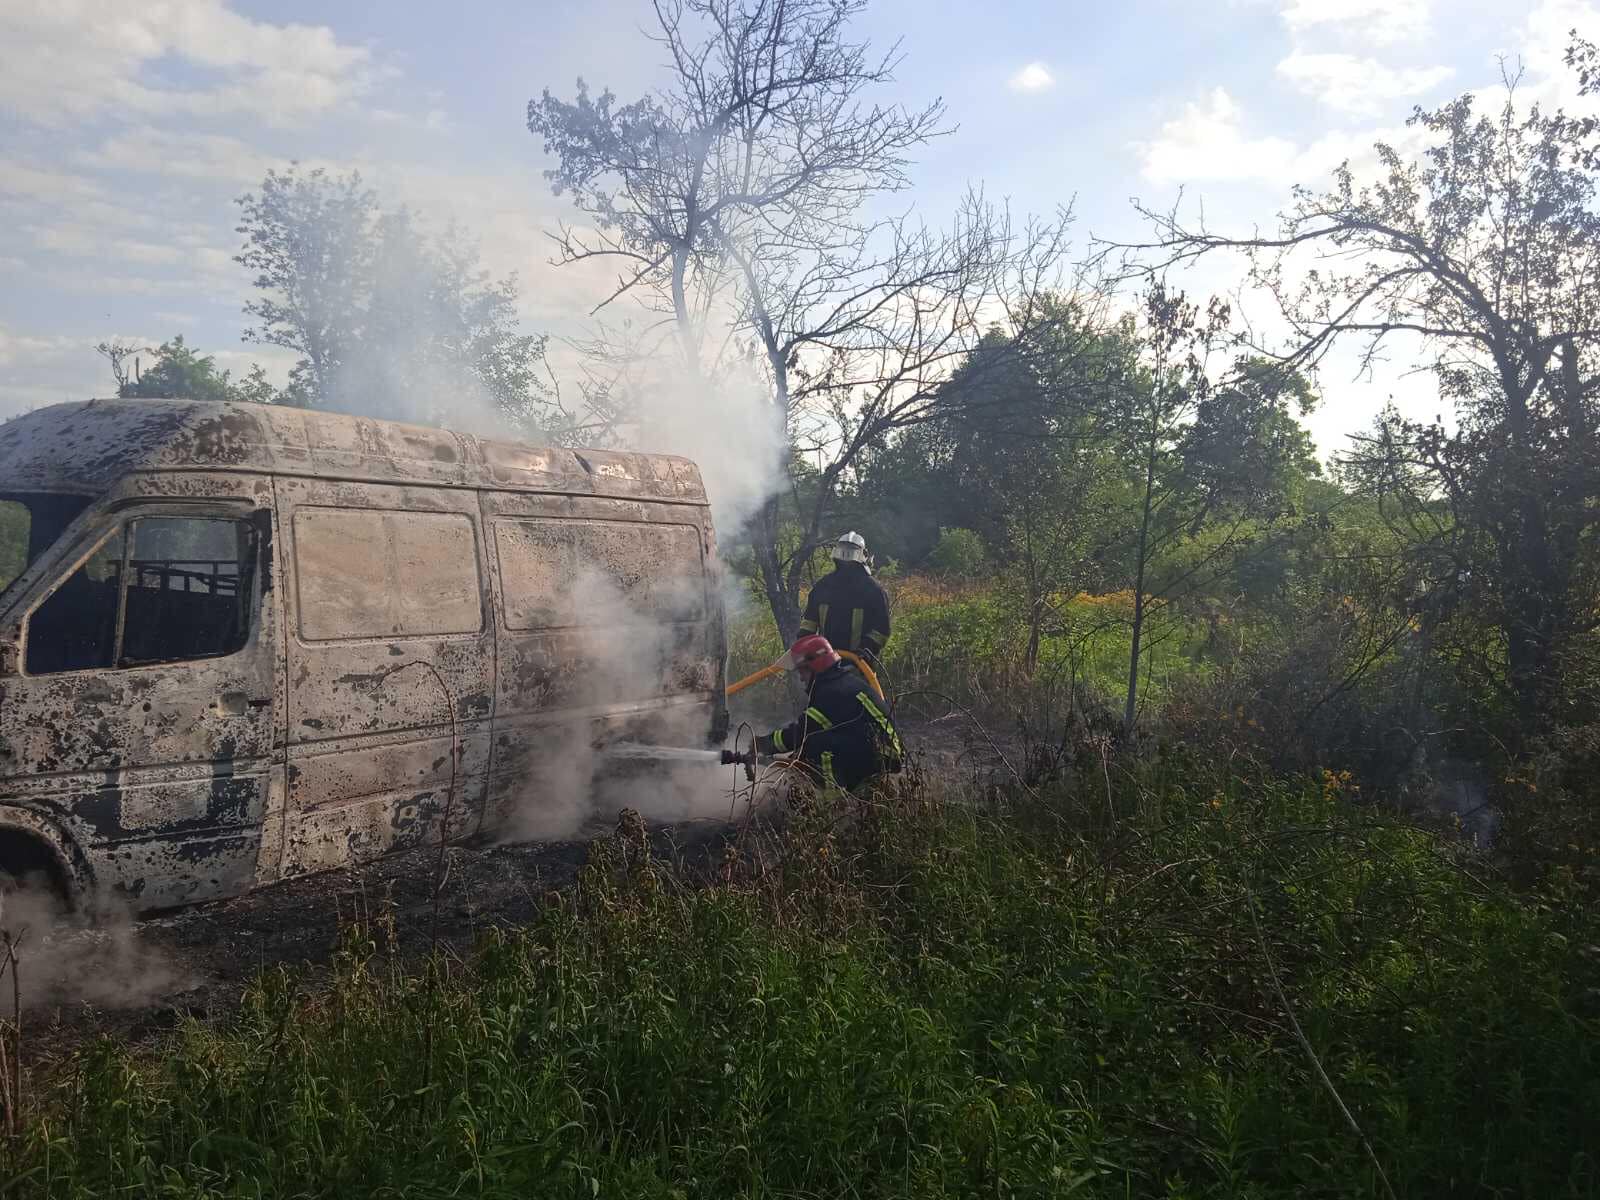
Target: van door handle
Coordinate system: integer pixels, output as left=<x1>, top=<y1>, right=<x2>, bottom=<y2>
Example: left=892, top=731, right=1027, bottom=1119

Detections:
left=218, top=693, right=271, bottom=716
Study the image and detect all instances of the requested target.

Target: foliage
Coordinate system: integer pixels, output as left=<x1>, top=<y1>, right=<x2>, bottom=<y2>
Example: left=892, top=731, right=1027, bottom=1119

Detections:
left=0, top=501, right=26, bottom=595
left=93, top=337, right=280, bottom=404
left=1139, top=54, right=1600, bottom=734
left=235, top=165, right=562, bottom=434
left=14, top=761, right=1597, bottom=1198
left=91, top=335, right=286, bottom=405
left=924, top=527, right=988, bottom=579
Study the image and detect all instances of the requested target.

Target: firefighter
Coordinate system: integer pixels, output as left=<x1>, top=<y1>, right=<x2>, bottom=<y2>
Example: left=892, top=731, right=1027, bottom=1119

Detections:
left=755, top=635, right=903, bottom=794
left=798, top=531, right=891, bottom=665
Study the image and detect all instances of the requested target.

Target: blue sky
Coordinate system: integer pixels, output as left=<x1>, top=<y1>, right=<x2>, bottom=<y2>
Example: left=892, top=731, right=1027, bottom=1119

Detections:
left=0, top=0, right=1591, bottom=456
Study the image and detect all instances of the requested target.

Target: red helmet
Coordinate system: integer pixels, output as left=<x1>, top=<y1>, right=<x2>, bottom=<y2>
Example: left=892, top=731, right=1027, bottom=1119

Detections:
left=776, top=634, right=840, bottom=676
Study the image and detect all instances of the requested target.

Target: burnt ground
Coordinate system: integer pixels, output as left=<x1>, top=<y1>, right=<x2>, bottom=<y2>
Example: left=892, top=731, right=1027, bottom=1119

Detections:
left=17, top=717, right=1017, bottom=1069
left=19, top=820, right=731, bottom=1069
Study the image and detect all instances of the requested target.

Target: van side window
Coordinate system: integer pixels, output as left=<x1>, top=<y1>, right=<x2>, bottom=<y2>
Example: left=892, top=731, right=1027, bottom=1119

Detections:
left=24, top=517, right=257, bottom=675
left=0, top=493, right=92, bottom=604
left=495, top=520, right=705, bottom=630
left=122, top=518, right=256, bottom=665
left=294, top=508, right=481, bottom=640
left=24, top=530, right=125, bottom=673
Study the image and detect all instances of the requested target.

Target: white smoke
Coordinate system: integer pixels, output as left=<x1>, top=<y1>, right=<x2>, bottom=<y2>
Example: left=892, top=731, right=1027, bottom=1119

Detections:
left=273, top=183, right=790, bottom=843
left=0, top=890, right=191, bottom=1014
left=499, top=563, right=761, bottom=843
left=610, top=359, right=787, bottom=537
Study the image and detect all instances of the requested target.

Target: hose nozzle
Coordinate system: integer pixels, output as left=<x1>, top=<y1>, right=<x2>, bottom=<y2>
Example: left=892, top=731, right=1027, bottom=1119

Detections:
left=720, top=748, right=757, bottom=781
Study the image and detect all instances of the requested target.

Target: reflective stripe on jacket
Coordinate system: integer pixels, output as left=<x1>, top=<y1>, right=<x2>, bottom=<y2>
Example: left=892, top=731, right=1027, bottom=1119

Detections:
left=755, top=662, right=903, bottom=792
left=797, top=563, right=891, bottom=660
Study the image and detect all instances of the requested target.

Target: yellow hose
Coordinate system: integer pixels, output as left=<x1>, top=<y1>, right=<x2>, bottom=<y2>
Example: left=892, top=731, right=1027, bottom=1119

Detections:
left=838, top=650, right=886, bottom=702
left=724, top=649, right=885, bottom=703
left=724, top=662, right=785, bottom=697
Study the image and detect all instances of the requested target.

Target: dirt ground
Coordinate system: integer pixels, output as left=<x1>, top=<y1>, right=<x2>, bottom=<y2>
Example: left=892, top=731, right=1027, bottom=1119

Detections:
left=14, top=718, right=1017, bottom=1069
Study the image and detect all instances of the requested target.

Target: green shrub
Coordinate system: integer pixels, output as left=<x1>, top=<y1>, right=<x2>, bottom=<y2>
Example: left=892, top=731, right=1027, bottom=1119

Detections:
left=13, top=760, right=1599, bottom=1198
left=924, top=527, right=988, bottom=579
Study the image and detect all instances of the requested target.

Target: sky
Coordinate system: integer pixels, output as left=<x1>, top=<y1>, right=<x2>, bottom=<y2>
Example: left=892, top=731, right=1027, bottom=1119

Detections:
left=1, top=0, right=1594, bottom=458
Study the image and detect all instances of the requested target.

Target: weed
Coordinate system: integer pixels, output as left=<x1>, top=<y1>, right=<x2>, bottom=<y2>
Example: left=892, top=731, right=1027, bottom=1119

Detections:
left=7, top=758, right=1598, bottom=1197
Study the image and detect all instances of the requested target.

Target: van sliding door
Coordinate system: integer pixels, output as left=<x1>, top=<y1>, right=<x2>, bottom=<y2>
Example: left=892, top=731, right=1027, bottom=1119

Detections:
left=276, top=480, right=494, bottom=877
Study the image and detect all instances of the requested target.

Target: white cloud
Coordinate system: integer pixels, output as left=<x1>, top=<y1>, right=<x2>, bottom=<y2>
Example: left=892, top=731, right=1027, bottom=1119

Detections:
left=1137, top=88, right=1299, bottom=184
left=0, top=327, right=77, bottom=371
left=1277, top=52, right=1453, bottom=115
left=0, top=326, right=98, bottom=419
left=1508, top=0, right=1600, bottom=110
left=210, top=345, right=298, bottom=386
left=1008, top=62, right=1055, bottom=93
left=76, top=129, right=275, bottom=185
left=0, top=0, right=381, bottom=128
left=1136, top=77, right=1441, bottom=188
left=1280, top=0, right=1431, bottom=46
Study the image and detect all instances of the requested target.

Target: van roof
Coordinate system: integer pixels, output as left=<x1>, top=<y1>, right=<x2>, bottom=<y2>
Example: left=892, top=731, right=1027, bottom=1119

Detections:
left=0, top=399, right=708, bottom=504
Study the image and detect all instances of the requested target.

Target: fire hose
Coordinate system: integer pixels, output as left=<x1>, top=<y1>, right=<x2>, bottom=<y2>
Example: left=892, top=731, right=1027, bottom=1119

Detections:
left=609, top=649, right=885, bottom=784
left=724, top=649, right=884, bottom=702
left=719, top=650, right=885, bottom=781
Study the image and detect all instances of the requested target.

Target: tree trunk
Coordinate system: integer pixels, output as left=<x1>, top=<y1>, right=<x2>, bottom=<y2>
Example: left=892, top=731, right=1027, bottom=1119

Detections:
left=1124, top=428, right=1159, bottom=740
left=1124, top=585, right=1146, bottom=740
left=754, top=494, right=801, bottom=644
left=1025, top=596, right=1042, bottom=677
left=1496, top=372, right=1563, bottom=729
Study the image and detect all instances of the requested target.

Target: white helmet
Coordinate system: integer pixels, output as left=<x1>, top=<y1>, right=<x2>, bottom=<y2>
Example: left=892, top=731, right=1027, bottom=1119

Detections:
left=831, top=530, right=868, bottom=564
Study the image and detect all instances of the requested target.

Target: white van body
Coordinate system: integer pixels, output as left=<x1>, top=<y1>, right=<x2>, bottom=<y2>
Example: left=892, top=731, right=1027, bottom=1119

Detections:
left=0, top=400, right=727, bottom=911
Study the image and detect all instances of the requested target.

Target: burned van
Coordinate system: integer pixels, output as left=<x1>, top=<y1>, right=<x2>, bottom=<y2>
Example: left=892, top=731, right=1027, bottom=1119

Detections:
left=0, top=399, right=727, bottom=911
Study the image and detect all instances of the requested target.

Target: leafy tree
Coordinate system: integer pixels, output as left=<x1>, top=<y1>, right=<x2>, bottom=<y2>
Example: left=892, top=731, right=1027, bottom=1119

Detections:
left=1134, top=50, right=1600, bottom=731
left=117, top=336, right=240, bottom=402
left=95, top=335, right=286, bottom=405
left=924, top=307, right=1136, bottom=673
left=230, top=363, right=285, bottom=406
left=235, top=165, right=562, bottom=434
left=236, top=167, right=374, bottom=405
left=530, top=0, right=1076, bottom=641
left=93, top=339, right=151, bottom=394
left=1110, top=287, right=1319, bottom=736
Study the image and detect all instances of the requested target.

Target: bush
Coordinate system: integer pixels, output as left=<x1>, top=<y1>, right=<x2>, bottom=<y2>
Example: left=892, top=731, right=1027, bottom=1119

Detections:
left=924, top=526, right=988, bottom=579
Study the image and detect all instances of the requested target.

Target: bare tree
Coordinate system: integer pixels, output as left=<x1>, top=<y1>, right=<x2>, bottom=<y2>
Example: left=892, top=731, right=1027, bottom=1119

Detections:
left=531, top=0, right=1077, bottom=640
left=1118, top=53, right=1600, bottom=729
left=93, top=340, right=153, bottom=394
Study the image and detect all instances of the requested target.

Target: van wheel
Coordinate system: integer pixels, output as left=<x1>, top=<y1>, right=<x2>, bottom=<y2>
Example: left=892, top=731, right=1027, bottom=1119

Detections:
left=0, top=836, right=73, bottom=925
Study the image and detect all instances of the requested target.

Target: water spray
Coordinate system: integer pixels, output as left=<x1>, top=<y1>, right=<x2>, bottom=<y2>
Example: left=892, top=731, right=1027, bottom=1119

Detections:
left=602, top=742, right=757, bottom=781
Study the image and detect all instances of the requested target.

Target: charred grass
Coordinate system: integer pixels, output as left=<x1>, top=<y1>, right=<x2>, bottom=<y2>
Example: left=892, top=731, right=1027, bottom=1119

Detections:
left=5, top=753, right=1598, bottom=1198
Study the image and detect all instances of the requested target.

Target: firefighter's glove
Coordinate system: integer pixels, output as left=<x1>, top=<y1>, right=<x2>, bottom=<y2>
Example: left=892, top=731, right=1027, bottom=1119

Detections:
left=755, top=731, right=781, bottom=757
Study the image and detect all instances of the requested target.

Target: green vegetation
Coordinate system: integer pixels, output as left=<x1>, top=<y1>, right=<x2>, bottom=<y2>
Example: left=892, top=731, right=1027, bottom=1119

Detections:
left=92, top=336, right=280, bottom=406
left=14, top=763, right=1597, bottom=1197
left=731, top=579, right=1213, bottom=718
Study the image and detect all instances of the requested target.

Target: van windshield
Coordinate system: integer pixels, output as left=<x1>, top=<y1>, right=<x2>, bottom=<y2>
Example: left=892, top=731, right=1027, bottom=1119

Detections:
left=0, top=493, right=92, bottom=605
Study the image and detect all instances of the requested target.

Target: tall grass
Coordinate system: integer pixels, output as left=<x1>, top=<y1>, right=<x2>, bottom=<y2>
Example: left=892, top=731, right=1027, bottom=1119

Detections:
left=728, top=578, right=1215, bottom=720
left=10, top=756, right=1598, bottom=1197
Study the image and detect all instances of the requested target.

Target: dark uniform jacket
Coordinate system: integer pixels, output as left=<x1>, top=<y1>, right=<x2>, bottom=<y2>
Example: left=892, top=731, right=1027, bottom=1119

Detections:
left=799, top=563, right=891, bottom=662
left=755, top=662, right=903, bottom=792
